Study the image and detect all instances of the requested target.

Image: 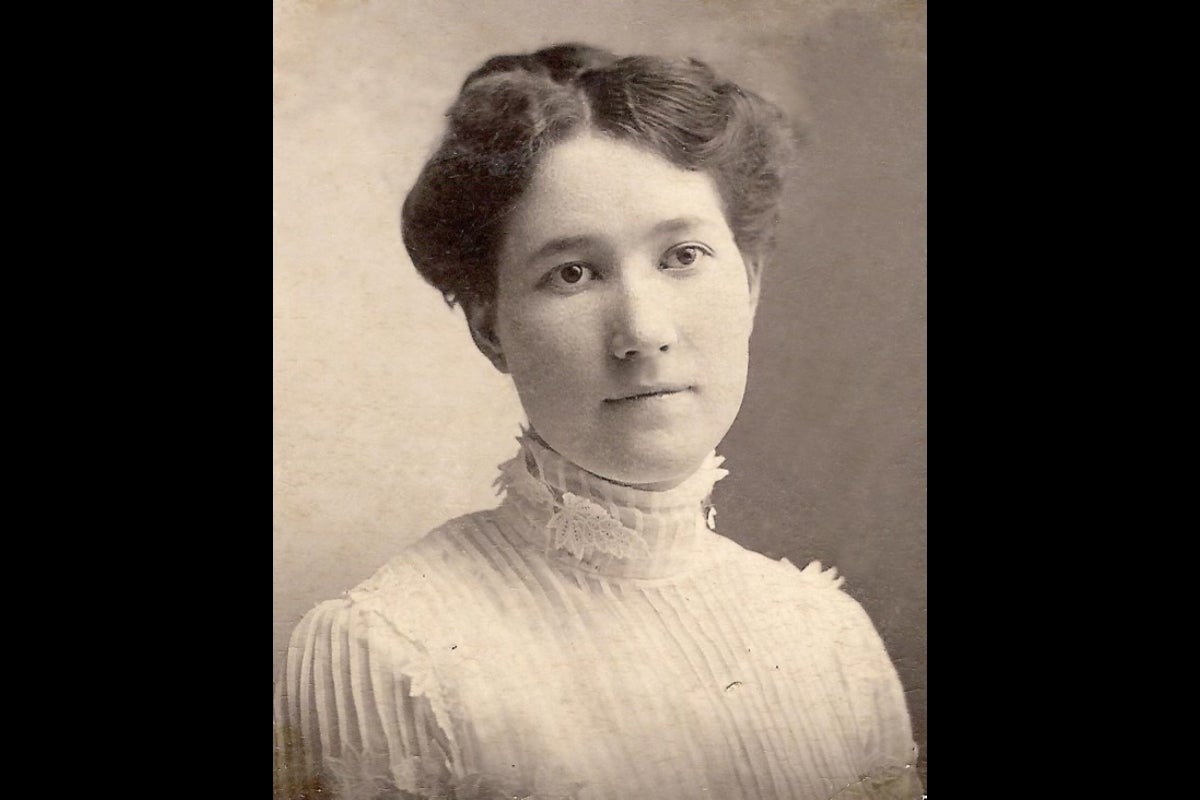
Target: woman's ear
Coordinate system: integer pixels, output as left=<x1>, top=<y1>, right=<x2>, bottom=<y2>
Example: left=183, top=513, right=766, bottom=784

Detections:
left=465, top=300, right=509, bottom=374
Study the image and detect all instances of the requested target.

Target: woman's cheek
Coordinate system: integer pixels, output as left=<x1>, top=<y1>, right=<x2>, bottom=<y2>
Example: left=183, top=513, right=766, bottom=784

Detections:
left=506, top=329, right=595, bottom=415
left=530, top=302, right=602, bottom=364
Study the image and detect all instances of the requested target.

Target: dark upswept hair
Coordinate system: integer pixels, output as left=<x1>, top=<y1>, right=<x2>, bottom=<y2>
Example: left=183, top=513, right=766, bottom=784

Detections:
left=401, top=43, right=798, bottom=309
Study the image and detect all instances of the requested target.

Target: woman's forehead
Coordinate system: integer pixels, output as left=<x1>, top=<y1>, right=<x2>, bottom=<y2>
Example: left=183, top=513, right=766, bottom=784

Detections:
left=501, top=134, right=731, bottom=260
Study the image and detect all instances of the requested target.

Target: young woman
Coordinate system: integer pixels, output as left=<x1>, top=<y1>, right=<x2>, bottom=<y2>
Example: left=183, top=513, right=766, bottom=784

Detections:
left=274, top=43, right=921, bottom=800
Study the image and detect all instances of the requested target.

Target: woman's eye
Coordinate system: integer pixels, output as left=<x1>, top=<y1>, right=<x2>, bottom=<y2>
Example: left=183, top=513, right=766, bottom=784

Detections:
left=546, top=262, right=596, bottom=288
left=661, top=244, right=712, bottom=270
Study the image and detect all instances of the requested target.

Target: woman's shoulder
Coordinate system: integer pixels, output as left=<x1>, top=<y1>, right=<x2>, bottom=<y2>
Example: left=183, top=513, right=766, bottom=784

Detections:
left=287, top=510, right=511, bottom=658
left=710, top=536, right=877, bottom=627
left=329, top=509, right=499, bottom=608
left=710, top=541, right=904, bottom=702
left=711, top=535, right=842, bottom=592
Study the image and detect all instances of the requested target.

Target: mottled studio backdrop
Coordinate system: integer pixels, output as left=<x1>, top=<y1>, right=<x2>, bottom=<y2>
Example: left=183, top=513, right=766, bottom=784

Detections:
left=273, top=0, right=926, bottom=783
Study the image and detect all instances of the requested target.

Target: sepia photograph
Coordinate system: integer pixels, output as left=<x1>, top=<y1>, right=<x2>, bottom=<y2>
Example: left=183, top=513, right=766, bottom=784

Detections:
left=274, top=1, right=926, bottom=797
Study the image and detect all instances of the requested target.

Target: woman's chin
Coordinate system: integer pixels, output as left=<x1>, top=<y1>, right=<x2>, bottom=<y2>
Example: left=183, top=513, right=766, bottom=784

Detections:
left=529, top=422, right=728, bottom=491
left=578, top=446, right=712, bottom=491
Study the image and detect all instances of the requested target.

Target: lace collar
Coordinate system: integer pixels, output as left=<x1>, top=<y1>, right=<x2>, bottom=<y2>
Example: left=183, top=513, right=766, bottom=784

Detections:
left=494, top=431, right=730, bottom=580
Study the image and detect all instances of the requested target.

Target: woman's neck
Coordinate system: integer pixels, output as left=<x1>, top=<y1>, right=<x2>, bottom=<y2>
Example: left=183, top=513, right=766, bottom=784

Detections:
left=494, top=430, right=729, bottom=579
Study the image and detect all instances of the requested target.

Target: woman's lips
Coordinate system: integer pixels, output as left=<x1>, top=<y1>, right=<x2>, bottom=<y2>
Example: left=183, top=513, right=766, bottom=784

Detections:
left=604, top=385, right=693, bottom=403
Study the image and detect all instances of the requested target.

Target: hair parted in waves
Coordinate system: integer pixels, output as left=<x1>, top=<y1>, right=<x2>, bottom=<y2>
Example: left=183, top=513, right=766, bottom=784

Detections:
left=401, top=43, right=798, bottom=310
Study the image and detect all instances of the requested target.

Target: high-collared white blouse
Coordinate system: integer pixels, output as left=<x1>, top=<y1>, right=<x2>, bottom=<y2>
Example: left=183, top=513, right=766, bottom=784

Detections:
left=274, top=437, right=921, bottom=799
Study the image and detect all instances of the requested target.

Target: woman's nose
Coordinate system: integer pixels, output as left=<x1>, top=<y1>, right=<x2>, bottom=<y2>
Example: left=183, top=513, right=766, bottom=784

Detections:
left=608, top=277, right=679, bottom=360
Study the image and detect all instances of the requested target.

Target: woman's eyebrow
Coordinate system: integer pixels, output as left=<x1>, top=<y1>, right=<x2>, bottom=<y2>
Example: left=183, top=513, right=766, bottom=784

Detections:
left=524, top=217, right=718, bottom=264
left=649, top=216, right=714, bottom=237
left=527, top=234, right=598, bottom=263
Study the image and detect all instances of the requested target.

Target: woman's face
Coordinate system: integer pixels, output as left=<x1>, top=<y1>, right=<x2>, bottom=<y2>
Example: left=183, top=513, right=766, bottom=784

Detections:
left=483, top=133, right=760, bottom=490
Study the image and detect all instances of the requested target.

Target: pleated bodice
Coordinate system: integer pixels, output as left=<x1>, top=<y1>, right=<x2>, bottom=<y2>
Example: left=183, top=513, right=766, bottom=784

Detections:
left=274, top=437, right=920, bottom=799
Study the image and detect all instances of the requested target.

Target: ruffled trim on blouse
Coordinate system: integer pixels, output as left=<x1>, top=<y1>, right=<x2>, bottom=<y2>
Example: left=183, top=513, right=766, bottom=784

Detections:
left=787, top=558, right=847, bottom=590
left=318, top=746, right=588, bottom=799
left=830, top=762, right=924, bottom=799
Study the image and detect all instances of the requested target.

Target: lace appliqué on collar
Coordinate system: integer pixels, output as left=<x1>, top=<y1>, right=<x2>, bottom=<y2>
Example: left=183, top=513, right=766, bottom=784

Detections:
left=494, top=456, right=652, bottom=562
left=550, top=492, right=652, bottom=561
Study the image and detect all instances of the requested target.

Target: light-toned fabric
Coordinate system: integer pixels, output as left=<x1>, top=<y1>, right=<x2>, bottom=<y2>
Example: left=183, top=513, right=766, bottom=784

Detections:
left=274, top=437, right=921, bottom=799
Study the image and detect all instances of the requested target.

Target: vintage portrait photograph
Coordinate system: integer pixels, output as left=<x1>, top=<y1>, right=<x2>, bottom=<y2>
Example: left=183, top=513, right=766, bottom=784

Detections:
left=274, top=1, right=926, bottom=797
